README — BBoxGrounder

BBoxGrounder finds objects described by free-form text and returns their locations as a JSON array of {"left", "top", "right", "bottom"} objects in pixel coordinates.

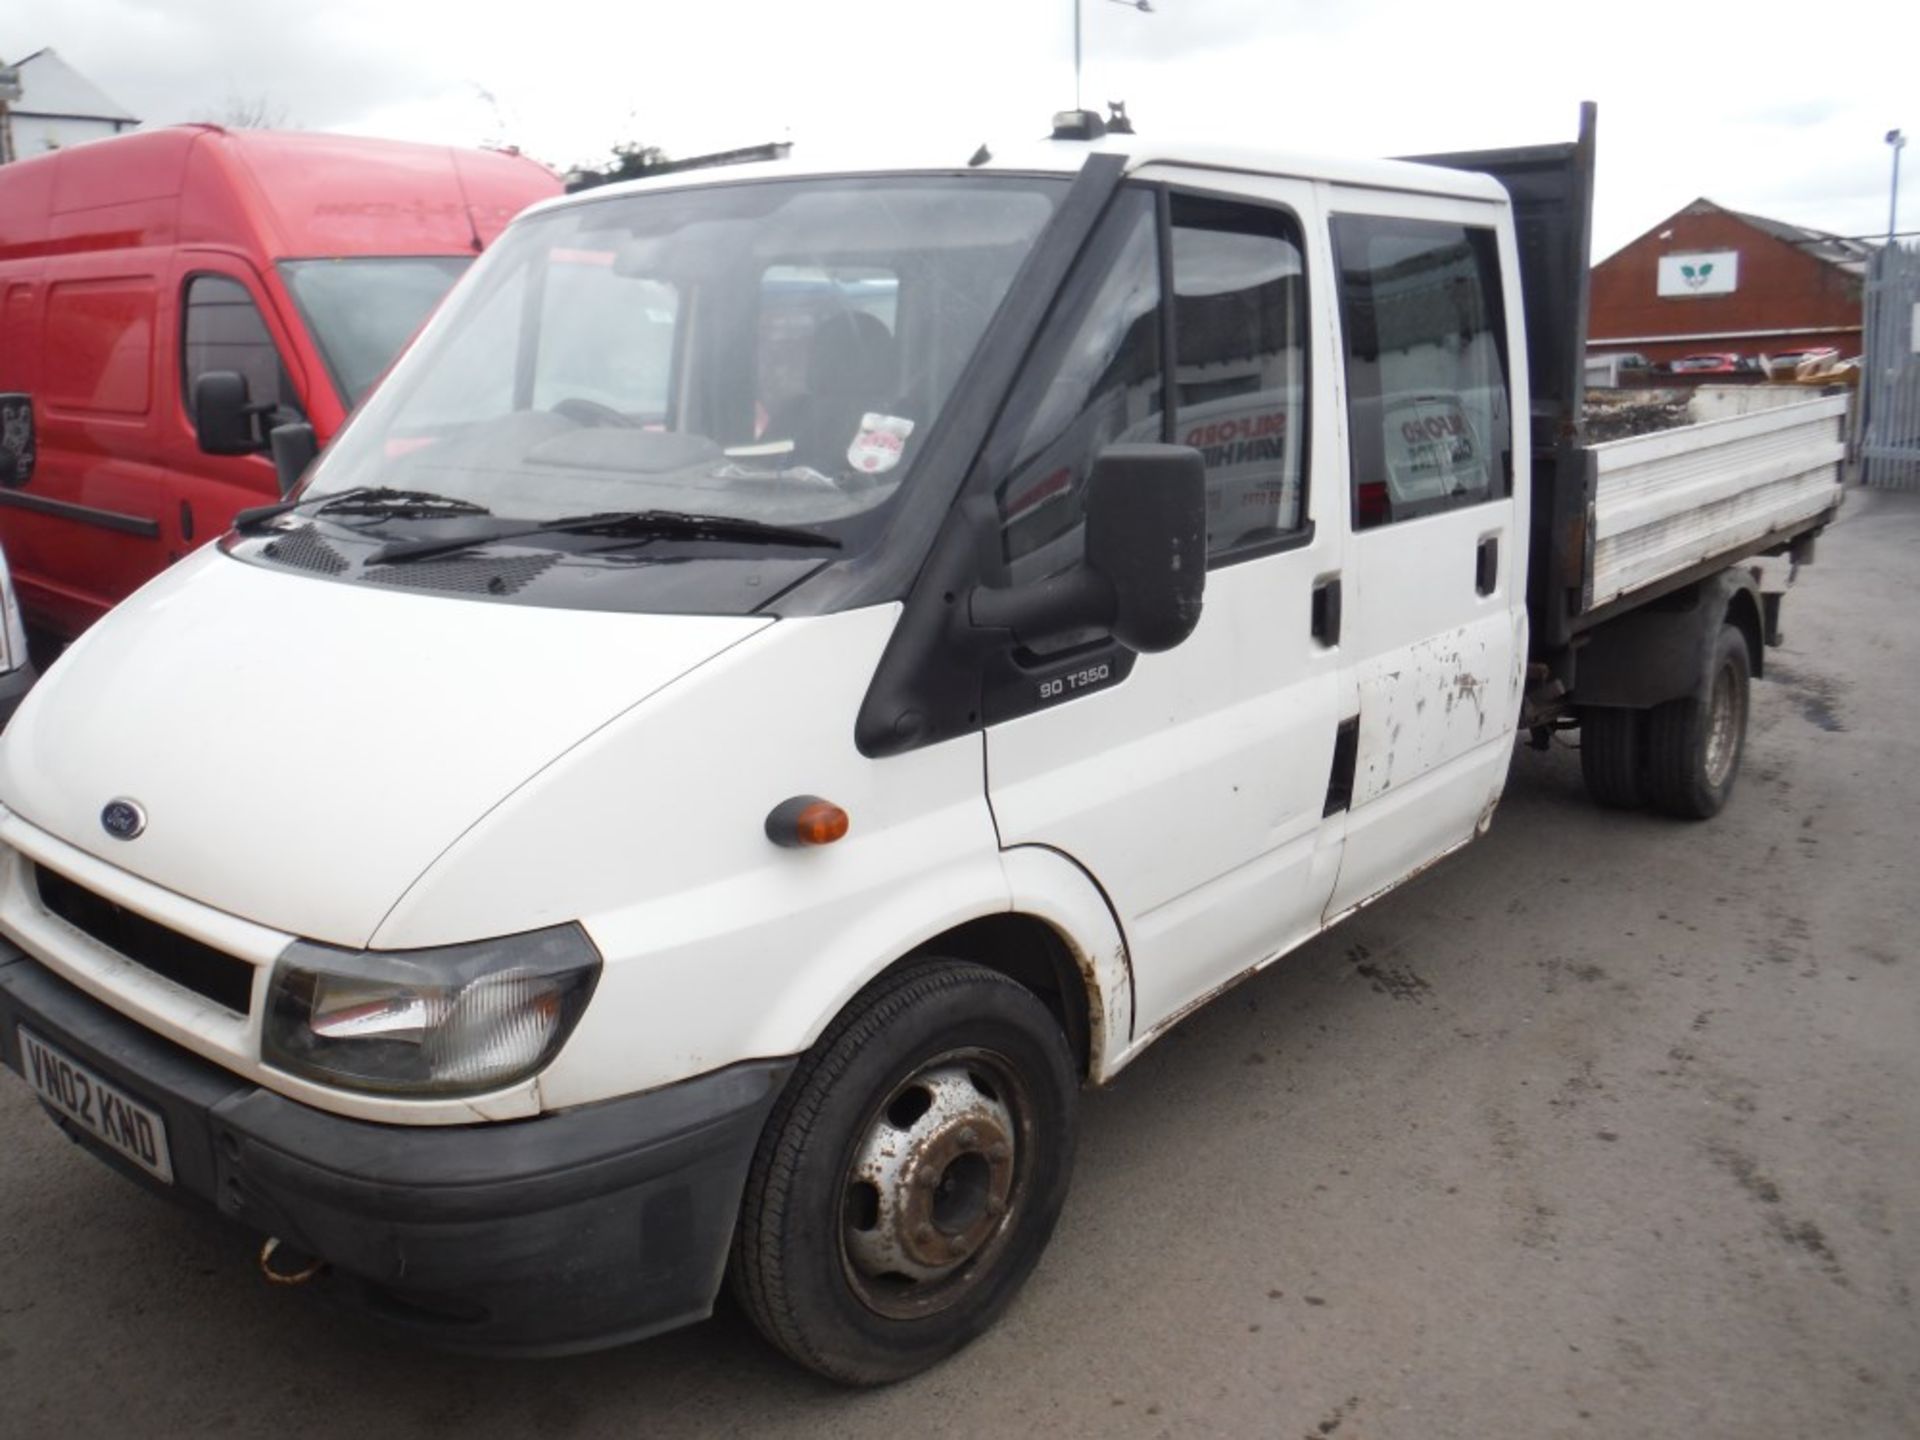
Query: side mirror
[
  {"left": 1085, "top": 444, "right": 1207, "bottom": 652},
  {"left": 268, "top": 422, "right": 319, "bottom": 496},
  {"left": 193, "top": 371, "right": 266, "bottom": 456},
  {"left": 970, "top": 444, "right": 1207, "bottom": 653}
]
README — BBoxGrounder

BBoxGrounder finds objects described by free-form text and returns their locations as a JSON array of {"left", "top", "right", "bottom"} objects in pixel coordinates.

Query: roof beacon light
[{"left": 1052, "top": 109, "right": 1106, "bottom": 141}]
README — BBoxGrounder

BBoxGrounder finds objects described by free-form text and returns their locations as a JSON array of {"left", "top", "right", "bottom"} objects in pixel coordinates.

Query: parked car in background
[
  {"left": 1766, "top": 347, "right": 1842, "bottom": 374},
  {"left": 1584, "top": 350, "right": 1651, "bottom": 386},
  {"left": 1669, "top": 352, "right": 1743, "bottom": 374},
  {"left": 0, "top": 125, "right": 560, "bottom": 648}
]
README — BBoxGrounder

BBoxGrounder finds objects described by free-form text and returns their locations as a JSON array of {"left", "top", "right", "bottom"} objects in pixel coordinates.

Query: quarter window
[
  {"left": 1332, "top": 216, "right": 1509, "bottom": 530},
  {"left": 182, "top": 275, "right": 299, "bottom": 419}
]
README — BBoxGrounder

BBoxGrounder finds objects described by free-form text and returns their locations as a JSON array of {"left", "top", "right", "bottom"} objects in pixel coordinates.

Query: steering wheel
[{"left": 551, "top": 397, "right": 640, "bottom": 428}]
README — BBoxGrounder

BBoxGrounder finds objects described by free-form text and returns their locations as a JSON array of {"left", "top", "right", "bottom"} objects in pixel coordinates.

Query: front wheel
[
  {"left": 1644, "top": 624, "right": 1751, "bottom": 820},
  {"left": 730, "top": 959, "right": 1078, "bottom": 1385}
]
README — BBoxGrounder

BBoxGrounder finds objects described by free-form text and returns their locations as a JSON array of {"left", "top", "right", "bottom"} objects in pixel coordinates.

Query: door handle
[
  {"left": 1311, "top": 573, "right": 1342, "bottom": 646},
  {"left": 1476, "top": 535, "right": 1499, "bottom": 597}
]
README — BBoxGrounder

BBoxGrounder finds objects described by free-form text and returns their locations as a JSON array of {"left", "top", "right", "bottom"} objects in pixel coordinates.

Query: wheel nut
[
  {"left": 914, "top": 1222, "right": 935, "bottom": 1243},
  {"left": 948, "top": 1237, "right": 970, "bottom": 1259},
  {"left": 956, "top": 1126, "right": 978, "bottom": 1147},
  {"left": 988, "top": 1141, "right": 1010, "bottom": 1162},
  {"left": 986, "top": 1196, "right": 1007, "bottom": 1217},
  {"left": 916, "top": 1166, "right": 939, "bottom": 1189}
]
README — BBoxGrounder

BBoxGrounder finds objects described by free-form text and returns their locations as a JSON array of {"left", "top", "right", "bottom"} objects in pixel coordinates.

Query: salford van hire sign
[{"left": 1657, "top": 251, "right": 1740, "bottom": 297}]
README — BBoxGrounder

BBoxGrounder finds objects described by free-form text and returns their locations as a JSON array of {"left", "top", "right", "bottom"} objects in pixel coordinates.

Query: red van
[{"left": 0, "top": 125, "right": 559, "bottom": 647}]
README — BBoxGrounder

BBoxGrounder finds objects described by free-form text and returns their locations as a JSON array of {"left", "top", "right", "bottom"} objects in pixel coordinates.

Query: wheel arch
[
  {"left": 1573, "top": 566, "right": 1764, "bottom": 709},
  {"left": 1722, "top": 583, "right": 1765, "bottom": 681},
  {"left": 780, "top": 846, "right": 1133, "bottom": 1088},
  {"left": 899, "top": 915, "right": 1095, "bottom": 1080}
]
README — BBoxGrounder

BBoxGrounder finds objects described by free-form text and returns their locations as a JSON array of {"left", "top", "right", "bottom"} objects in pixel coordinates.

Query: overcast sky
[{"left": 10, "top": 0, "right": 1916, "bottom": 258}]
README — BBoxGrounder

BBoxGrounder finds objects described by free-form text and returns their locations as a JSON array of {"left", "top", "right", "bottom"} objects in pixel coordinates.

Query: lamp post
[
  {"left": 1888, "top": 129, "right": 1906, "bottom": 248},
  {"left": 1075, "top": 0, "right": 1154, "bottom": 113}
]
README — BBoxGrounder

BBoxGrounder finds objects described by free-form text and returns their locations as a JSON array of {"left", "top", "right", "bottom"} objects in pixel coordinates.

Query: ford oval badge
[{"left": 101, "top": 799, "right": 146, "bottom": 841}]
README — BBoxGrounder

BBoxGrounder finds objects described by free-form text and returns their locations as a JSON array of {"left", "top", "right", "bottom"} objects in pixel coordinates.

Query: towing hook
[{"left": 258, "top": 1236, "right": 327, "bottom": 1286}]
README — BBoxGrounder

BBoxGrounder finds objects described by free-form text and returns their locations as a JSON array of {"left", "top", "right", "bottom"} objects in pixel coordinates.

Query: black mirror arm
[{"left": 967, "top": 565, "right": 1115, "bottom": 650}]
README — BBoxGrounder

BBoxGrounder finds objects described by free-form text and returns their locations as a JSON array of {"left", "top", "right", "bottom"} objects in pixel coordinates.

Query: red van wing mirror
[{"left": 193, "top": 371, "right": 268, "bottom": 456}]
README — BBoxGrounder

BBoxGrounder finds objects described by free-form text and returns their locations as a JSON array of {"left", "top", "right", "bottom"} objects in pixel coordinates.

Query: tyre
[
  {"left": 1579, "top": 706, "right": 1646, "bottom": 809},
  {"left": 730, "top": 959, "right": 1079, "bottom": 1385},
  {"left": 1644, "top": 624, "right": 1751, "bottom": 820}
]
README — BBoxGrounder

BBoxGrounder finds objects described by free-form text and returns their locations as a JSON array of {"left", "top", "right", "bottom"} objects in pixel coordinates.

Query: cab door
[
  {"left": 162, "top": 253, "right": 312, "bottom": 571},
  {"left": 1321, "top": 196, "right": 1529, "bottom": 919},
  {"left": 984, "top": 175, "right": 1350, "bottom": 1040}
]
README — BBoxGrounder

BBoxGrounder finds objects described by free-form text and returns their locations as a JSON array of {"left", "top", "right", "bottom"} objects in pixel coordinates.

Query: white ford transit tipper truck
[{"left": 0, "top": 106, "right": 1845, "bottom": 1383}]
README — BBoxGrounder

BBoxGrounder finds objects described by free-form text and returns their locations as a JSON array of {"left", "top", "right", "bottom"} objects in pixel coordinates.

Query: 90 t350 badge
[{"left": 0, "top": 394, "right": 35, "bottom": 488}]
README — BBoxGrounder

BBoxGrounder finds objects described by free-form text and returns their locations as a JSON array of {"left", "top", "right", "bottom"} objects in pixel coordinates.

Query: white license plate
[{"left": 19, "top": 1027, "right": 174, "bottom": 1184}]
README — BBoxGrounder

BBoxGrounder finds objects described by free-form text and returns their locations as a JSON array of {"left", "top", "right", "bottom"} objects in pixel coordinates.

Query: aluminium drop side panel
[{"left": 1585, "top": 394, "right": 1846, "bottom": 611}]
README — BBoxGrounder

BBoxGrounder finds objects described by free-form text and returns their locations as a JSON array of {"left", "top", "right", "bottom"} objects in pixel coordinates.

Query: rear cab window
[{"left": 1330, "top": 214, "right": 1510, "bottom": 530}]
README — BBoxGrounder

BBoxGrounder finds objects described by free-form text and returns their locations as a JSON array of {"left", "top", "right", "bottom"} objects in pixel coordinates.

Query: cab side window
[
  {"left": 182, "top": 275, "right": 300, "bottom": 419},
  {"left": 1332, "top": 216, "right": 1509, "bottom": 530},
  {"left": 1171, "top": 195, "right": 1309, "bottom": 558},
  {"left": 993, "top": 189, "right": 1162, "bottom": 585}
]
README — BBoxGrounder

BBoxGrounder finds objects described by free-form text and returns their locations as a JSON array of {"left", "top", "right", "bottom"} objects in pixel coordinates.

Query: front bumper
[{"left": 0, "top": 942, "right": 793, "bottom": 1355}]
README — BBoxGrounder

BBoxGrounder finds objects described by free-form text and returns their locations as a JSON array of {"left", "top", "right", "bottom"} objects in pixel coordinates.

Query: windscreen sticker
[
  {"left": 848, "top": 413, "right": 915, "bottom": 475},
  {"left": 1384, "top": 394, "right": 1482, "bottom": 502}
]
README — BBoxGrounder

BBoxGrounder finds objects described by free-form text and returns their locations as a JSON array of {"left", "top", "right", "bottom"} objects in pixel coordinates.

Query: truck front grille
[{"left": 33, "top": 864, "right": 257, "bottom": 1016}]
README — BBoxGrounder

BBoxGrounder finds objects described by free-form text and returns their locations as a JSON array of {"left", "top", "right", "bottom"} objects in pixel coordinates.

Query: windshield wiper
[
  {"left": 366, "top": 509, "right": 840, "bottom": 566},
  {"left": 234, "top": 487, "right": 493, "bottom": 534}
]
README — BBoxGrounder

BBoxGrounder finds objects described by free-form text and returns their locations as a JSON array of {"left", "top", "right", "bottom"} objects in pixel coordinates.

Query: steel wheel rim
[
  {"left": 1704, "top": 658, "right": 1743, "bottom": 788},
  {"left": 839, "top": 1047, "right": 1032, "bottom": 1320}
]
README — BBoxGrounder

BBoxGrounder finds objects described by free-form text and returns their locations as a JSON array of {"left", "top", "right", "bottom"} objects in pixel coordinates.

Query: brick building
[{"left": 1588, "top": 198, "right": 1873, "bottom": 367}]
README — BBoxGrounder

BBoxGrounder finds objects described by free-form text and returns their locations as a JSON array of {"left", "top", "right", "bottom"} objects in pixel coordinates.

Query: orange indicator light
[{"left": 765, "top": 795, "right": 851, "bottom": 848}]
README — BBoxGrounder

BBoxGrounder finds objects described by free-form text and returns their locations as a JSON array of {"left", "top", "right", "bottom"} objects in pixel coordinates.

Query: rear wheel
[
  {"left": 730, "top": 959, "right": 1078, "bottom": 1385},
  {"left": 1644, "top": 624, "right": 1751, "bottom": 820},
  {"left": 1579, "top": 706, "right": 1647, "bottom": 809}
]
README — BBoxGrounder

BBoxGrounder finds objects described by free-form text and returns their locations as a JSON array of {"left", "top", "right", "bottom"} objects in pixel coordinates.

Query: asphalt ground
[{"left": 2, "top": 486, "right": 1916, "bottom": 1439}]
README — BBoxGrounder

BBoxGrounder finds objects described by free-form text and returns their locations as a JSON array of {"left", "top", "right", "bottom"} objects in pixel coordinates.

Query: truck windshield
[
  {"left": 298, "top": 176, "right": 1066, "bottom": 549},
  {"left": 279, "top": 256, "right": 472, "bottom": 408}
]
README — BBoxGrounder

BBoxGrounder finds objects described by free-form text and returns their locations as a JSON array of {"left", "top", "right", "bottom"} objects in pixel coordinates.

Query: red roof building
[{"left": 1588, "top": 198, "right": 1872, "bottom": 367}]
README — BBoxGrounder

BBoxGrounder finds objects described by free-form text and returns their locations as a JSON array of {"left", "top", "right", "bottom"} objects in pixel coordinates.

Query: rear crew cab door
[
  {"left": 1321, "top": 190, "right": 1530, "bottom": 920},
  {"left": 983, "top": 173, "right": 1351, "bottom": 1041}
]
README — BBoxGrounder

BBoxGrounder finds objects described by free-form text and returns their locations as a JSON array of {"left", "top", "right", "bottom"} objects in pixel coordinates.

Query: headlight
[{"left": 262, "top": 924, "right": 601, "bottom": 1096}]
